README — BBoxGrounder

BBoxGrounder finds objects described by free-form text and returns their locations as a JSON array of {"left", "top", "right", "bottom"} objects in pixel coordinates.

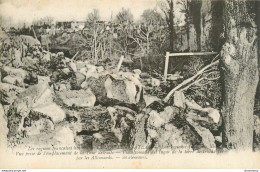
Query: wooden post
[
  {"left": 164, "top": 52, "right": 170, "bottom": 82},
  {"left": 116, "top": 55, "right": 124, "bottom": 72}
]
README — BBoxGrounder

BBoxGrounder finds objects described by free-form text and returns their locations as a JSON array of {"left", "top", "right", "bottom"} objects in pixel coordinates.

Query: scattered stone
[
  {"left": 186, "top": 119, "right": 216, "bottom": 151},
  {"left": 41, "top": 52, "right": 51, "bottom": 63},
  {"left": 107, "top": 106, "right": 136, "bottom": 147},
  {"left": 96, "top": 66, "right": 104, "bottom": 73},
  {"left": 77, "top": 106, "right": 113, "bottom": 132},
  {"left": 20, "top": 35, "right": 41, "bottom": 46},
  {"left": 57, "top": 89, "right": 96, "bottom": 108},
  {"left": 214, "top": 136, "right": 222, "bottom": 143},
  {"left": 133, "top": 69, "right": 141, "bottom": 75},
  {"left": 85, "top": 64, "right": 98, "bottom": 79},
  {"left": 105, "top": 74, "right": 143, "bottom": 104},
  {"left": 69, "top": 61, "right": 77, "bottom": 73},
  {"left": 254, "top": 115, "right": 260, "bottom": 151},
  {"left": 24, "top": 117, "right": 54, "bottom": 136},
  {"left": 71, "top": 72, "right": 85, "bottom": 90},
  {"left": 186, "top": 99, "right": 221, "bottom": 129},
  {"left": 1, "top": 66, "right": 28, "bottom": 80},
  {"left": 148, "top": 110, "right": 165, "bottom": 128},
  {"left": 53, "top": 126, "right": 75, "bottom": 146},
  {"left": 57, "top": 52, "right": 64, "bottom": 57},
  {"left": 173, "top": 91, "right": 185, "bottom": 108},
  {"left": 150, "top": 78, "right": 160, "bottom": 87},
  {"left": 0, "top": 83, "right": 25, "bottom": 105},
  {"left": 75, "top": 61, "right": 86, "bottom": 70},
  {"left": 37, "top": 76, "right": 51, "bottom": 84},
  {"left": 87, "top": 74, "right": 143, "bottom": 105},
  {"left": 0, "top": 104, "right": 8, "bottom": 148},
  {"left": 58, "top": 84, "right": 67, "bottom": 91},
  {"left": 22, "top": 56, "right": 39, "bottom": 69},
  {"left": 2, "top": 75, "right": 24, "bottom": 87},
  {"left": 31, "top": 103, "right": 66, "bottom": 123},
  {"left": 24, "top": 72, "right": 38, "bottom": 85},
  {"left": 143, "top": 95, "right": 160, "bottom": 107}
]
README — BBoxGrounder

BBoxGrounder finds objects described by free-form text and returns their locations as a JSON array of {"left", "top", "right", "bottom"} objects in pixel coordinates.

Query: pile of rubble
[{"left": 0, "top": 34, "right": 259, "bottom": 153}]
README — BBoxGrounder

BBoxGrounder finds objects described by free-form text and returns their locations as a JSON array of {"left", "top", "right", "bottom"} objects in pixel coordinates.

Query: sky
[{"left": 0, "top": 0, "right": 159, "bottom": 26}]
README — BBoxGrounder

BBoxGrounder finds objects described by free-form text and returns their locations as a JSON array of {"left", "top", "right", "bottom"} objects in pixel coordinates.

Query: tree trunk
[
  {"left": 200, "top": 0, "right": 212, "bottom": 51},
  {"left": 211, "top": 0, "right": 224, "bottom": 52},
  {"left": 168, "top": 0, "right": 175, "bottom": 52},
  {"left": 221, "top": 0, "right": 259, "bottom": 151},
  {"left": 190, "top": 0, "right": 202, "bottom": 51}
]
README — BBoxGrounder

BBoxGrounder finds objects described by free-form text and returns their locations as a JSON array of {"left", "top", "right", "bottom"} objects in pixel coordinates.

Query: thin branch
[
  {"left": 163, "top": 58, "right": 219, "bottom": 103},
  {"left": 180, "top": 77, "right": 204, "bottom": 92}
]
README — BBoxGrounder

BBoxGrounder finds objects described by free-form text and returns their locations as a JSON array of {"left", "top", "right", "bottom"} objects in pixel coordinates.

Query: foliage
[
  {"left": 141, "top": 9, "right": 165, "bottom": 25},
  {"left": 87, "top": 9, "right": 101, "bottom": 24},
  {"left": 183, "top": 57, "right": 221, "bottom": 108},
  {"left": 32, "top": 16, "right": 54, "bottom": 26},
  {"left": 115, "top": 8, "right": 134, "bottom": 24}
]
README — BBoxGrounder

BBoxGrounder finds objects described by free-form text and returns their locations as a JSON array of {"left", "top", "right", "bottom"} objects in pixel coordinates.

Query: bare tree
[
  {"left": 177, "top": 0, "right": 191, "bottom": 51},
  {"left": 115, "top": 8, "right": 134, "bottom": 24},
  {"left": 141, "top": 9, "right": 165, "bottom": 25},
  {"left": 158, "top": 0, "right": 176, "bottom": 52},
  {"left": 86, "top": 9, "right": 101, "bottom": 63}
]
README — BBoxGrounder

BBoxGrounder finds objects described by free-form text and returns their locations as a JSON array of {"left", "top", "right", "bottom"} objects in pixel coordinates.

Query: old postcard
[{"left": 0, "top": 0, "right": 260, "bottom": 169}]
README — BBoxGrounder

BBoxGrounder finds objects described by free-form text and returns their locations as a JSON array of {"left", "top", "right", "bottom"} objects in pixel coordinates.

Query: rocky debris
[
  {"left": 54, "top": 126, "right": 75, "bottom": 146},
  {"left": 7, "top": 83, "right": 65, "bottom": 143},
  {"left": 173, "top": 91, "right": 186, "bottom": 108},
  {"left": 1, "top": 66, "right": 38, "bottom": 87},
  {"left": 19, "top": 35, "right": 41, "bottom": 46},
  {"left": 131, "top": 96, "right": 219, "bottom": 152},
  {"left": 2, "top": 75, "right": 24, "bottom": 87},
  {"left": 1, "top": 34, "right": 225, "bottom": 153},
  {"left": 87, "top": 74, "right": 143, "bottom": 105},
  {"left": 96, "top": 66, "right": 104, "bottom": 73},
  {"left": 77, "top": 106, "right": 113, "bottom": 132},
  {"left": 133, "top": 69, "right": 142, "bottom": 75},
  {"left": 107, "top": 106, "right": 136, "bottom": 149},
  {"left": 23, "top": 72, "right": 38, "bottom": 86},
  {"left": 146, "top": 78, "right": 160, "bottom": 87},
  {"left": 37, "top": 76, "right": 51, "bottom": 84},
  {"left": 0, "top": 83, "right": 25, "bottom": 105},
  {"left": 68, "top": 61, "right": 77, "bottom": 73},
  {"left": 1, "top": 66, "right": 28, "bottom": 81},
  {"left": 70, "top": 72, "right": 86, "bottom": 90},
  {"left": 41, "top": 51, "right": 51, "bottom": 63},
  {"left": 23, "top": 114, "right": 55, "bottom": 136},
  {"left": 186, "top": 119, "right": 216, "bottom": 151},
  {"left": 57, "top": 89, "right": 96, "bottom": 108},
  {"left": 30, "top": 103, "right": 66, "bottom": 123},
  {"left": 143, "top": 95, "right": 160, "bottom": 107},
  {"left": 185, "top": 99, "right": 221, "bottom": 131},
  {"left": 254, "top": 115, "right": 260, "bottom": 151},
  {"left": 75, "top": 106, "right": 119, "bottom": 151},
  {"left": 22, "top": 56, "right": 39, "bottom": 69},
  {"left": 0, "top": 104, "right": 8, "bottom": 148}
]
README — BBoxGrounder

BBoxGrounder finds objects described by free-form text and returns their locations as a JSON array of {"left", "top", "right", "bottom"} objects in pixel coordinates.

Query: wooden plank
[
  {"left": 116, "top": 55, "right": 124, "bottom": 72},
  {"left": 164, "top": 52, "right": 170, "bottom": 82},
  {"left": 168, "top": 52, "right": 217, "bottom": 57}
]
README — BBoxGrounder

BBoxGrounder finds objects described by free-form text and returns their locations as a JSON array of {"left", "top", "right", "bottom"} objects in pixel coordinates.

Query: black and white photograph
[{"left": 0, "top": 0, "right": 259, "bottom": 169}]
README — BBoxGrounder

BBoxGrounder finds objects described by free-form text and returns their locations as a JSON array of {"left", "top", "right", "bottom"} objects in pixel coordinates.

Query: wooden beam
[
  {"left": 164, "top": 52, "right": 170, "bottom": 82},
  {"left": 116, "top": 55, "right": 124, "bottom": 72},
  {"left": 163, "top": 51, "right": 218, "bottom": 82},
  {"left": 168, "top": 52, "right": 218, "bottom": 57}
]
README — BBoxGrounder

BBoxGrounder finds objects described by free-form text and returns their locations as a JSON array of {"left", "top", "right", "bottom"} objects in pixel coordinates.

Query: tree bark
[
  {"left": 221, "top": 0, "right": 259, "bottom": 151},
  {"left": 168, "top": 0, "right": 175, "bottom": 52},
  {"left": 190, "top": 0, "right": 202, "bottom": 51}
]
